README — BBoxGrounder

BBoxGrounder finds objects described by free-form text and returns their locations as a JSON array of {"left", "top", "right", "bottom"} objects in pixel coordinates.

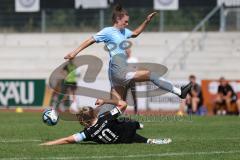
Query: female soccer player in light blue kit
[{"left": 64, "top": 5, "right": 191, "bottom": 101}]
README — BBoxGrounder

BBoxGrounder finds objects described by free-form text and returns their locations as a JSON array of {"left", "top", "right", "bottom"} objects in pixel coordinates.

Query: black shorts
[
  {"left": 114, "top": 119, "right": 142, "bottom": 143},
  {"left": 62, "top": 82, "right": 77, "bottom": 92}
]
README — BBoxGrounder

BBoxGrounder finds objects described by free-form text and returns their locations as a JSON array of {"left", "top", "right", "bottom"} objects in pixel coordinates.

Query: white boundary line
[{"left": 1, "top": 150, "right": 240, "bottom": 160}]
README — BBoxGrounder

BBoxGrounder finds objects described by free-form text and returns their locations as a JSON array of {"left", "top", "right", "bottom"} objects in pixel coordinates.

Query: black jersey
[
  {"left": 76, "top": 107, "right": 140, "bottom": 144},
  {"left": 218, "top": 84, "right": 237, "bottom": 101}
]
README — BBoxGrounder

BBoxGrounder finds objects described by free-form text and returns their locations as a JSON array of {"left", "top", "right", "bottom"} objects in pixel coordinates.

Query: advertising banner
[
  {"left": 75, "top": 0, "right": 108, "bottom": 9},
  {"left": 15, "top": 0, "right": 40, "bottom": 12},
  {"left": 218, "top": 0, "right": 240, "bottom": 7},
  {"left": 0, "top": 79, "right": 45, "bottom": 107},
  {"left": 154, "top": 0, "right": 179, "bottom": 10}
]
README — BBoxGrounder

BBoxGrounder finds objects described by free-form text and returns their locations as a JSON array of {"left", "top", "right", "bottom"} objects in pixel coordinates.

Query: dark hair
[
  {"left": 112, "top": 4, "right": 128, "bottom": 24},
  {"left": 76, "top": 106, "right": 97, "bottom": 127},
  {"left": 219, "top": 76, "right": 225, "bottom": 81},
  {"left": 189, "top": 74, "right": 196, "bottom": 79}
]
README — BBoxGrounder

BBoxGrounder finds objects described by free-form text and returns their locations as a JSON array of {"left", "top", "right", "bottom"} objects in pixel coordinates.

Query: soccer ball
[{"left": 42, "top": 108, "right": 59, "bottom": 126}]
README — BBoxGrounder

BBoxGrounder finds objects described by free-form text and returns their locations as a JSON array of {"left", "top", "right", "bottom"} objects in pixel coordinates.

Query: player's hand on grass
[
  {"left": 95, "top": 99, "right": 105, "bottom": 107},
  {"left": 146, "top": 12, "right": 157, "bottom": 22}
]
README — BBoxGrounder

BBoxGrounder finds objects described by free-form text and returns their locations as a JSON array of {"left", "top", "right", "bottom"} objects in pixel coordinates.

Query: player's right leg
[
  {"left": 147, "top": 138, "right": 172, "bottom": 144},
  {"left": 131, "top": 133, "right": 172, "bottom": 144},
  {"left": 133, "top": 69, "right": 192, "bottom": 99}
]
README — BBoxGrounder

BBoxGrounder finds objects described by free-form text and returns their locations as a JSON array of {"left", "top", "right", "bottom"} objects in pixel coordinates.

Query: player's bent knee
[
  {"left": 144, "top": 70, "right": 151, "bottom": 76},
  {"left": 134, "top": 70, "right": 150, "bottom": 79}
]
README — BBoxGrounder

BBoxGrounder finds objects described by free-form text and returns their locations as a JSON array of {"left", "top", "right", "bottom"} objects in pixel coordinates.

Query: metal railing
[
  {"left": 0, "top": 7, "right": 220, "bottom": 33},
  {"left": 162, "top": 5, "right": 222, "bottom": 74}
]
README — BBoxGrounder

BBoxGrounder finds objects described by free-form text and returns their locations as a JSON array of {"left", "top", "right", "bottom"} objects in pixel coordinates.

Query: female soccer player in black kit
[{"left": 41, "top": 99, "right": 172, "bottom": 145}]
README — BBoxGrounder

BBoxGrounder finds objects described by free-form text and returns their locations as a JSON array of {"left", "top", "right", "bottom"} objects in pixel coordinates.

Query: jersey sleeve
[
  {"left": 93, "top": 28, "right": 109, "bottom": 43},
  {"left": 99, "top": 106, "right": 122, "bottom": 121},
  {"left": 125, "top": 28, "right": 133, "bottom": 39},
  {"left": 73, "top": 130, "right": 90, "bottom": 142}
]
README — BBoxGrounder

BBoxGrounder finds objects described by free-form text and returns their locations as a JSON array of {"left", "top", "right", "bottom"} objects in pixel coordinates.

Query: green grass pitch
[{"left": 0, "top": 112, "right": 240, "bottom": 160}]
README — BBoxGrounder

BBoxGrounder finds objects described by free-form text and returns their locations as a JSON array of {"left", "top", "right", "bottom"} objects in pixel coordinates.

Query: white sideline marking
[
  {"left": 1, "top": 150, "right": 240, "bottom": 160},
  {"left": 0, "top": 139, "right": 41, "bottom": 143}
]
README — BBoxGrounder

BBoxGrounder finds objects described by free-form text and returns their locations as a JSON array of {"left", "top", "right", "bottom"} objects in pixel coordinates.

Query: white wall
[{"left": 0, "top": 32, "right": 240, "bottom": 80}]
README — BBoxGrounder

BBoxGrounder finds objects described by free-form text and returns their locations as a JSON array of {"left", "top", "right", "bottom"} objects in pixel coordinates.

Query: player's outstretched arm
[
  {"left": 95, "top": 99, "right": 127, "bottom": 112},
  {"left": 40, "top": 135, "right": 76, "bottom": 146},
  {"left": 131, "top": 12, "right": 157, "bottom": 38},
  {"left": 64, "top": 37, "right": 96, "bottom": 60}
]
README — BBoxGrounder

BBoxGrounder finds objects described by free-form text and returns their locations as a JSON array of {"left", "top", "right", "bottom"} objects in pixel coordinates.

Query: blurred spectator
[
  {"left": 214, "top": 77, "right": 240, "bottom": 115},
  {"left": 62, "top": 60, "right": 78, "bottom": 101},
  {"left": 50, "top": 60, "right": 80, "bottom": 112},
  {"left": 50, "top": 79, "right": 64, "bottom": 109},
  {"left": 178, "top": 75, "right": 205, "bottom": 115},
  {"left": 55, "top": 60, "right": 78, "bottom": 111}
]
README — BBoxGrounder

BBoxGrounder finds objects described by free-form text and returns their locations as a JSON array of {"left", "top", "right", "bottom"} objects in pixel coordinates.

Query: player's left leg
[
  {"left": 130, "top": 82, "right": 138, "bottom": 114},
  {"left": 122, "top": 81, "right": 138, "bottom": 114},
  {"left": 110, "top": 86, "right": 125, "bottom": 100}
]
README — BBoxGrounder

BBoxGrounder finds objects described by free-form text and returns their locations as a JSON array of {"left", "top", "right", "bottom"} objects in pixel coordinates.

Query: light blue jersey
[
  {"left": 93, "top": 27, "right": 133, "bottom": 87},
  {"left": 93, "top": 27, "right": 133, "bottom": 58}
]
